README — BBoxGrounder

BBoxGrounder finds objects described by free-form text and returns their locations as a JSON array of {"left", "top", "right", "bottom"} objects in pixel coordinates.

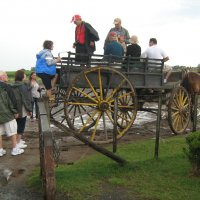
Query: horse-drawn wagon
[{"left": 49, "top": 52, "right": 191, "bottom": 144}]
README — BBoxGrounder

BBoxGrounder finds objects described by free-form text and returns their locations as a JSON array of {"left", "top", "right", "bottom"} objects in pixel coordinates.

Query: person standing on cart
[
  {"left": 71, "top": 14, "right": 99, "bottom": 64},
  {"left": 104, "top": 18, "right": 130, "bottom": 51}
]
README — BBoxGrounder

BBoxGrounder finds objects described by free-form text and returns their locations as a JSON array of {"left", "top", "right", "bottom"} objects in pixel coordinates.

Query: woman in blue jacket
[{"left": 35, "top": 40, "right": 61, "bottom": 97}]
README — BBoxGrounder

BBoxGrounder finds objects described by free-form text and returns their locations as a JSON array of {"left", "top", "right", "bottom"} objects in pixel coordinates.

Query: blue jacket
[
  {"left": 35, "top": 49, "right": 56, "bottom": 75},
  {"left": 104, "top": 41, "right": 124, "bottom": 57}
]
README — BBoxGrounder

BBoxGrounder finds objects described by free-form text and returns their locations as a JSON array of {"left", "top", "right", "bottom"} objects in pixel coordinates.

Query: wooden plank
[{"left": 38, "top": 99, "right": 55, "bottom": 200}]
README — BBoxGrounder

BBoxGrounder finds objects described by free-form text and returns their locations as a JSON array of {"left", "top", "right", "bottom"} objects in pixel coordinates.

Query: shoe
[
  {"left": 0, "top": 148, "right": 6, "bottom": 157},
  {"left": 51, "top": 89, "right": 59, "bottom": 95},
  {"left": 30, "top": 118, "right": 34, "bottom": 122},
  {"left": 20, "top": 140, "right": 26, "bottom": 144},
  {"left": 49, "top": 102, "right": 57, "bottom": 108},
  {"left": 17, "top": 143, "right": 27, "bottom": 149},
  {"left": 49, "top": 94, "right": 56, "bottom": 102},
  {"left": 11, "top": 147, "right": 24, "bottom": 156}
]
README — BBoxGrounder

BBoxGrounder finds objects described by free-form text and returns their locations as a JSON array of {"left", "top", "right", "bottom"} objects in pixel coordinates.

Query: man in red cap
[{"left": 71, "top": 14, "right": 99, "bottom": 64}]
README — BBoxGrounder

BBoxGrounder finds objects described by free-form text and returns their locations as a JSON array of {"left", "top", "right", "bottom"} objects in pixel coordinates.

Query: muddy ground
[{"left": 0, "top": 116, "right": 197, "bottom": 200}]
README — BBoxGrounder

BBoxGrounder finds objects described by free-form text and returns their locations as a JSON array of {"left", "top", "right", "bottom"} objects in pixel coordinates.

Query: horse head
[{"left": 181, "top": 69, "right": 200, "bottom": 95}]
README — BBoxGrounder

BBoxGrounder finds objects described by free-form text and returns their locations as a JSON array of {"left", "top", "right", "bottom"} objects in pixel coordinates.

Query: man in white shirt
[{"left": 141, "top": 38, "right": 171, "bottom": 82}]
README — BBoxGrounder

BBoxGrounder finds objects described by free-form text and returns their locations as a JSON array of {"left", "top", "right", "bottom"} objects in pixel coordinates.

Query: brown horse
[
  {"left": 181, "top": 70, "right": 200, "bottom": 95},
  {"left": 181, "top": 70, "right": 200, "bottom": 121}
]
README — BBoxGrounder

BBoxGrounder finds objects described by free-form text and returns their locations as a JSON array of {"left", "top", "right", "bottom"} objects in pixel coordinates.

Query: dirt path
[{"left": 0, "top": 117, "right": 196, "bottom": 200}]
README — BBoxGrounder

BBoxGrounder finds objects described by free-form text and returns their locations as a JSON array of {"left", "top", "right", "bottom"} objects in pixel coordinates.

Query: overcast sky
[{"left": 0, "top": 0, "right": 200, "bottom": 71}]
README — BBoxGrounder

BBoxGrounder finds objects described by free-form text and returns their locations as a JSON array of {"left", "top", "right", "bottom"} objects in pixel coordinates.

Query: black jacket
[
  {"left": 75, "top": 22, "right": 99, "bottom": 53},
  {"left": 126, "top": 43, "right": 141, "bottom": 58}
]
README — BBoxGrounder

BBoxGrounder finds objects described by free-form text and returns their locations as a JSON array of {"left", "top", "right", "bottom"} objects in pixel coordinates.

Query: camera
[{"left": 73, "top": 40, "right": 80, "bottom": 46}]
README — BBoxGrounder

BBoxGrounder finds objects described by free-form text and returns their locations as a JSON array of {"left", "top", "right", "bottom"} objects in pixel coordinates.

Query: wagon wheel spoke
[
  {"left": 77, "top": 105, "right": 84, "bottom": 126},
  {"left": 72, "top": 105, "right": 77, "bottom": 125},
  {"left": 106, "top": 79, "right": 126, "bottom": 102},
  {"left": 79, "top": 105, "right": 97, "bottom": 123},
  {"left": 109, "top": 108, "right": 132, "bottom": 124},
  {"left": 84, "top": 72, "right": 100, "bottom": 101},
  {"left": 98, "top": 68, "right": 103, "bottom": 100},
  {"left": 73, "top": 87, "right": 98, "bottom": 103},
  {"left": 104, "top": 71, "right": 115, "bottom": 98},
  {"left": 109, "top": 91, "right": 134, "bottom": 104},
  {"left": 91, "top": 111, "right": 102, "bottom": 141},
  {"left": 79, "top": 110, "right": 99, "bottom": 133}
]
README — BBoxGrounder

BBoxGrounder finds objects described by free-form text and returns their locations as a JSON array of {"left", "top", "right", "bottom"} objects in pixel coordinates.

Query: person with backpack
[
  {"left": 0, "top": 71, "right": 24, "bottom": 156},
  {"left": 12, "top": 70, "right": 32, "bottom": 149}
]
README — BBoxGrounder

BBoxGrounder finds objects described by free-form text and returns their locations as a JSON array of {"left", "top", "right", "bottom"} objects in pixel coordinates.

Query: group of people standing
[
  {"left": 34, "top": 15, "right": 170, "bottom": 99},
  {"left": 0, "top": 70, "right": 41, "bottom": 157},
  {"left": 70, "top": 15, "right": 170, "bottom": 82}
]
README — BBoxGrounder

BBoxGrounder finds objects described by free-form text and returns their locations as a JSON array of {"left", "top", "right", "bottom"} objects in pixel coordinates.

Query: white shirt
[
  {"left": 31, "top": 81, "right": 40, "bottom": 99},
  {"left": 141, "top": 45, "right": 168, "bottom": 59}
]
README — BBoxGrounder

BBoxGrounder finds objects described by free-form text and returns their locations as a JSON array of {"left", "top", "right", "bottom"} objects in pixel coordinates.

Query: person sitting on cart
[
  {"left": 104, "top": 31, "right": 124, "bottom": 64},
  {"left": 71, "top": 14, "right": 99, "bottom": 65},
  {"left": 123, "top": 35, "right": 142, "bottom": 71},
  {"left": 141, "top": 38, "right": 171, "bottom": 83}
]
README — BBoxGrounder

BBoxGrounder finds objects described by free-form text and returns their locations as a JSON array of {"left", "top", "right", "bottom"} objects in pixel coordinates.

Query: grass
[{"left": 28, "top": 136, "right": 200, "bottom": 200}]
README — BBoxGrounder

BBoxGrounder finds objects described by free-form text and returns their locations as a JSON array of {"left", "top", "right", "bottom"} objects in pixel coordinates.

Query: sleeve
[
  {"left": 161, "top": 49, "right": 168, "bottom": 59},
  {"left": 104, "top": 44, "right": 111, "bottom": 55},
  {"left": 104, "top": 28, "right": 113, "bottom": 49},
  {"left": 141, "top": 50, "right": 147, "bottom": 58},
  {"left": 20, "top": 84, "right": 32, "bottom": 112},
  {"left": 44, "top": 51, "right": 56, "bottom": 66},
  {"left": 85, "top": 23, "right": 99, "bottom": 41},
  {"left": 124, "top": 28, "right": 130, "bottom": 44},
  {"left": 7, "top": 94, "right": 18, "bottom": 115},
  {"left": 6, "top": 84, "right": 18, "bottom": 111}
]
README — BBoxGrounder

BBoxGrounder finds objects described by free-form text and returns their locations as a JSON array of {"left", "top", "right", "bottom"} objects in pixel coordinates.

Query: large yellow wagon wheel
[
  {"left": 168, "top": 86, "right": 190, "bottom": 134},
  {"left": 64, "top": 66, "right": 137, "bottom": 143}
]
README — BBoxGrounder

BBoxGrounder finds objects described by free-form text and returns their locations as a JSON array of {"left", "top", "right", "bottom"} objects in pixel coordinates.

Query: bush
[{"left": 183, "top": 132, "right": 200, "bottom": 176}]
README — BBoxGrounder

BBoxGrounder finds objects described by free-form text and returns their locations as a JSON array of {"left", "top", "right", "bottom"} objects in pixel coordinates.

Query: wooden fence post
[{"left": 38, "top": 98, "right": 56, "bottom": 200}]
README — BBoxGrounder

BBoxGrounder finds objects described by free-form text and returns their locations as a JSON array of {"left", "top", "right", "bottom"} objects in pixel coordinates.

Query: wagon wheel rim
[
  {"left": 64, "top": 66, "right": 137, "bottom": 143},
  {"left": 49, "top": 87, "right": 67, "bottom": 124},
  {"left": 168, "top": 86, "right": 190, "bottom": 134}
]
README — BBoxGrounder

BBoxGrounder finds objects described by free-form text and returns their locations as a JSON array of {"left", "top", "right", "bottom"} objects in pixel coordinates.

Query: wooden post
[
  {"left": 38, "top": 98, "right": 56, "bottom": 200},
  {"left": 154, "top": 93, "right": 162, "bottom": 160},
  {"left": 43, "top": 131, "right": 55, "bottom": 200},
  {"left": 113, "top": 95, "right": 118, "bottom": 153}
]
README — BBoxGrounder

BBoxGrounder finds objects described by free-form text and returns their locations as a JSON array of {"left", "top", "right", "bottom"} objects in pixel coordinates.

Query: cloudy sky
[{"left": 0, "top": 0, "right": 199, "bottom": 71}]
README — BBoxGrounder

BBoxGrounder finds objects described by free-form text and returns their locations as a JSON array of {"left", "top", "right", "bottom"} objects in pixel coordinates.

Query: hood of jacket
[
  {"left": 36, "top": 49, "right": 49, "bottom": 59},
  {"left": 12, "top": 81, "right": 24, "bottom": 88}
]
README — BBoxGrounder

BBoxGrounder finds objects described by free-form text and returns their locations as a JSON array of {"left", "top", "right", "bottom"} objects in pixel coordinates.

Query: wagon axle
[{"left": 98, "top": 101, "right": 110, "bottom": 111}]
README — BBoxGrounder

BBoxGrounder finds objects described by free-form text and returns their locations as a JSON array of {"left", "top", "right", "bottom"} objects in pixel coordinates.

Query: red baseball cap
[
  {"left": 71, "top": 15, "right": 82, "bottom": 23},
  {"left": 109, "top": 31, "right": 117, "bottom": 37}
]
